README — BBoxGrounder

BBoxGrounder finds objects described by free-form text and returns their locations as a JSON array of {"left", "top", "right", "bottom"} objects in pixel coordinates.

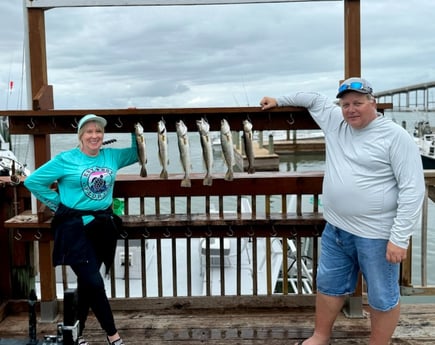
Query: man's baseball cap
[{"left": 336, "top": 77, "right": 374, "bottom": 98}]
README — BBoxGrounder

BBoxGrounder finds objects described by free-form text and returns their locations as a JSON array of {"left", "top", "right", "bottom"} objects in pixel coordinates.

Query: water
[
  {"left": 9, "top": 111, "right": 435, "bottom": 286},
  {"left": 10, "top": 129, "right": 326, "bottom": 176}
]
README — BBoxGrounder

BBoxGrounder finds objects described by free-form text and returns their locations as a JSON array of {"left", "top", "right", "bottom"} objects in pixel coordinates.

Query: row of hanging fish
[{"left": 134, "top": 118, "right": 255, "bottom": 187}]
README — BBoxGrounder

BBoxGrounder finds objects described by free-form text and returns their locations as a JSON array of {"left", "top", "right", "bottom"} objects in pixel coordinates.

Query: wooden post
[
  {"left": 344, "top": 0, "right": 361, "bottom": 78},
  {"left": 342, "top": 0, "right": 365, "bottom": 318},
  {"left": 27, "top": 7, "right": 57, "bottom": 321}
]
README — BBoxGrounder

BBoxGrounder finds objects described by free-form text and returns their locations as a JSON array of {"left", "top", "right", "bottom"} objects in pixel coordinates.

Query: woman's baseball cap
[
  {"left": 336, "top": 77, "right": 373, "bottom": 98},
  {"left": 77, "top": 114, "right": 107, "bottom": 133}
]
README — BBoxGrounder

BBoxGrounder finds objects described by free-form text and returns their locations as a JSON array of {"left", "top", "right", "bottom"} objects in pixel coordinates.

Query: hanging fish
[
  {"left": 196, "top": 117, "right": 213, "bottom": 186},
  {"left": 220, "top": 119, "right": 235, "bottom": 181},
  {"left": 157, "top": 119, "right": 169, "bottom": 179},
  {"left": 176, "top": 120, "right": 192, "bottom": 187},
  {"left": 134, "top": 122, "right": 147, "bottom": 177},
  {"left": 242, "top": 119, "right": 255, "bottom": 174}
]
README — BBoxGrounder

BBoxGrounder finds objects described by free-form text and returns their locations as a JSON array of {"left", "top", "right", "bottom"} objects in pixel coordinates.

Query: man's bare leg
[
  {"left": 294, "top": 292, "right": 345, "bottom": 345},
  {"left": 368, "top": 303, "right": 400, "bottom": 345}
]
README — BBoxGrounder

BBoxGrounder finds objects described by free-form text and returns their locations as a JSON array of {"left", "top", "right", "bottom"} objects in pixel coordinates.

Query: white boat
[
  {"left": 413, "top": 120, "right": 435, "bottom": 170},
  {"left": 0, "top": 118, "right": 30, "bottom": 177}
]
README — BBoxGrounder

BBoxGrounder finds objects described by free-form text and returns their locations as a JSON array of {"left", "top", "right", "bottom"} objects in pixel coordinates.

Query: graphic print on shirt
[{"left": 81, "top": 166, "right": 114, "bottom": 200}]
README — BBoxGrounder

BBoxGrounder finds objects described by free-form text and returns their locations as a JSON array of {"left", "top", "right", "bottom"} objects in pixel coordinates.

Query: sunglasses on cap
[{"left": 338, "top": 81, "right": 372, "bottom": 94}]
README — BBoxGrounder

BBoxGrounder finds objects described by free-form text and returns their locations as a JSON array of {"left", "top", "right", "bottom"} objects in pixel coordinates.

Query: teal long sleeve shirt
[{"left": 24, "top": 133, "right": 138, "bottom": 217}]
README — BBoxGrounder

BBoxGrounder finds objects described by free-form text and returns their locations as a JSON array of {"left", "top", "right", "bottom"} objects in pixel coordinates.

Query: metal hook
[
  {"left": 163, "top": 228, "right": 171, "bottom": 238},
  {"left": 270, "top": 225, "right": 277, "bottom": 237},
  {"left": 290, "top": 226, "right": 298, "bottom": 238},
  {"left": 141, "top": 228, "right": 150, "bottom": 238},
  {"left": 51, "top": 117, "right": 57, "bottom": 129},
  {"left": 27, "top": 118, "right": 35, "bottom": 130},
  {"left": 247, "top": 226, "right": 255, "bottom": 237},
  {"left": 286, "top": 113, "right": 295, "bottom": 126},
  {"left": 226, "top": 226, "right": 234, "bottom": 237},
  {"left": 115, "top": 117, "right": 123, "bottom": 128},
  {"left": 71, "top": 117, "right": 79, "bottom": 129},
  {"left": 10, "top": 174, "right": 20, "bottom": 186},
  {"left": 120, "top": 230, "right": 129, "bottom": 239},
  {"left": 205, "top": 227, "right": 212, "bottom": 237},
  {"left": 14, "top": 229, "right": 22, "bottom": 241},
  {"left": 185, "top": 227, "right": 192, "bottom": 238},
  {"left": 34, "top": 230, "right": 42, "bottom": 240}
]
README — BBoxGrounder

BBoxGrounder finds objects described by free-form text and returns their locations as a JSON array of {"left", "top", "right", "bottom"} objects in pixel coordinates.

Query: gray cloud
[{"left": 1, "top": 1, "right": 435, "bottom": 110}]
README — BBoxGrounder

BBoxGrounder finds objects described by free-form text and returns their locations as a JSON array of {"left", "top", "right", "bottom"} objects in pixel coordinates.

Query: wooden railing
[
  {"left": 4, "top": 172, "right": 325, "bottom": 306},
  {"left": 4, "top": 170, "right": 435, "bottom": 314},
  {"left": 9, "top": 103, "right": 433, "bottom": 323}
]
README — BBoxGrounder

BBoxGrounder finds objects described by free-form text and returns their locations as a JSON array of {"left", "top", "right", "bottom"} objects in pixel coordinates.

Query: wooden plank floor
[{"left": 1, "top": 304, "right": 435, "bottom": 345}]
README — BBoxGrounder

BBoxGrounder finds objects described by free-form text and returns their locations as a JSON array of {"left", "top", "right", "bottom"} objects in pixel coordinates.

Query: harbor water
[{"left": 8, "top": 110, "right": 435, "bottom": 287}]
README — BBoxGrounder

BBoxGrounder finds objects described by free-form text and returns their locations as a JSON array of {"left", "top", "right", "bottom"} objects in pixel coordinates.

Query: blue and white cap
[
  {"left": 336, "top": 77, "right": 373, "bottom": 98},
  {"left": 77, "top": 114, "right": 107, "bottom": 133}
]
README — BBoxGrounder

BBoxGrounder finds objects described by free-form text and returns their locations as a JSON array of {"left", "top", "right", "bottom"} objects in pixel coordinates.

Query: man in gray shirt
[{"left": 260, "top": 77, "right": 425, "bottom": 345}]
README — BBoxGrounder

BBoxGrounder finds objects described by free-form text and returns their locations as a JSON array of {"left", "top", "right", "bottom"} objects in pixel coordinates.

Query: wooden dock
[
  {"left": 232, "top": 137, "right": 325, "bottom": 172},
  {"left": 234, "top": 141, "right": 280, "bottom": 171},
  {"left": 1, "top": 303, "right": 434, "bottom": 344},
  {"left": 270, "top": 138, "right": 325, "bottom": 154}
]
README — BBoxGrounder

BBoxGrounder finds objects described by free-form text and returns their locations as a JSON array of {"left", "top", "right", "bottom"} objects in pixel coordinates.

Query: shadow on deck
[{"left": 1, "top": 304, "right": 435, "bottom": 345}]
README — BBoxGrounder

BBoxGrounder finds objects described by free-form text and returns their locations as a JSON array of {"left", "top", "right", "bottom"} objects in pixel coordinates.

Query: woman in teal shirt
[{"left": 24, "top": 114, "right": 138, "bottom": 345}]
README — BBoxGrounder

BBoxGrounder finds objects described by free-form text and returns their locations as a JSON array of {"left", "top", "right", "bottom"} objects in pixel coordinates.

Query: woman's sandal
[
  {"left": 107, "top": 336, "right": 124, "bottom": 345},
  {"left": 78, "top": 336, "right": 89, "bottom": 345}
]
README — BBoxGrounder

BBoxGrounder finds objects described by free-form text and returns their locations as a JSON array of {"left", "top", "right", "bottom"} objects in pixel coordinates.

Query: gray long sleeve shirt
[{"left": 277, "top": 92, "right": 425, "bottom": 248}]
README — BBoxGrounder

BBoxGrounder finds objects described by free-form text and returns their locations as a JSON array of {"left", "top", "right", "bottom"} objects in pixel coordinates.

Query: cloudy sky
[{"left": 1, "top": 0, "right": 435, "bottom": 111}]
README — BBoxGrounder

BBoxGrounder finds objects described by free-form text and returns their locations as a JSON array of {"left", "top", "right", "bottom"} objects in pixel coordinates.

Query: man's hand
[
  {"left": 260, "top": 97, "right": 278, "bottom": 110},
  {"left": 386, "top": 241, "right": 408, "bottom": 264}
]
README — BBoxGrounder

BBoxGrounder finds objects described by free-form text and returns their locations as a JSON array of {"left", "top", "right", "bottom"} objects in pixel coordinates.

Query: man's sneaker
[
  {"left": 107, "top": 336, "right": 124, "bottom": 345},
  {"left": 78, "top": 336, "right": 89, "bottom": 345}
]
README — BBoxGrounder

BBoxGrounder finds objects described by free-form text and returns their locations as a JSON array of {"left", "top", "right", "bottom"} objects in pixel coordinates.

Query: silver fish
[
  {"left": 176, "top": 120, "right": 192, "bottom": 187},
  {"left": 134, "top": 122, "right": 147, "bottom": 177},
  {"left": 220, "top": 119, "right": 235, "bottom": 181},
  {"left": 242, "top": 119, "right": 255, "bottom": 174},
  {"left": 196, "top": 117, "right": 213, "bottom": 186},
  {"left": 157, "top": 120, "right": 169, "bottom": 179}
]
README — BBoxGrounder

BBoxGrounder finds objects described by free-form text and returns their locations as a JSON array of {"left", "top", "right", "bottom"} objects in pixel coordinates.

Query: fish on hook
[
  {"left": 134, "top": 122, "right": 147, "bottom": 177},
  {"left": 242, "top": 119, "right": 255, "bottom": 174},
  {"left": 176, "top": 120, "right": 192, "bottom": 187},
  {"left": 196, "top": 117, "right": 213, "bottom": 186},
  {"left": 220, "top": 119, "right": 235, "bottom": 181},
  {"left": 157, "top": 119, "right": 169, "bottom": 179}
]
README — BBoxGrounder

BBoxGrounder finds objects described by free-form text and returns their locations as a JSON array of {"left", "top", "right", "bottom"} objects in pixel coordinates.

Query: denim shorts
[{"left": 317, "top": 222, "right": 400, "bottom": 311}]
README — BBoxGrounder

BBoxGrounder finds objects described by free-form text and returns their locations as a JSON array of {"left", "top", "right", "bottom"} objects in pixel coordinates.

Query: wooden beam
[
  {"left": 27, "top": 9, "right": 49, "bottom": 101},
  {"left": 1, "top": 104, "right": 392, "bottom": 135},
  {"left": 27, "top": 0, "right": 341, "bottom": 8},
  {"left": 32, "top": 84, "right": 54, "bottom": 111},
  {"left": 343, "top": 0, "right": 361, "bottom": 78}
]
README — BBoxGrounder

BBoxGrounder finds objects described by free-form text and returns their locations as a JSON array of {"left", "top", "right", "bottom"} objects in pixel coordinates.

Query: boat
[
  {"left": 413, "top": 120, "right": 435, "bottom": 169},
  {"left": 0, "top": 117, "right": 29, "bottom": 177}
]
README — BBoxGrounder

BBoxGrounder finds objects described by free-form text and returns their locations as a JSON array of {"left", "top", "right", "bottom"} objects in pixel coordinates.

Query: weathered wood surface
[{"left": 0, "top": 304, "right": 434, "bottom": 344}]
